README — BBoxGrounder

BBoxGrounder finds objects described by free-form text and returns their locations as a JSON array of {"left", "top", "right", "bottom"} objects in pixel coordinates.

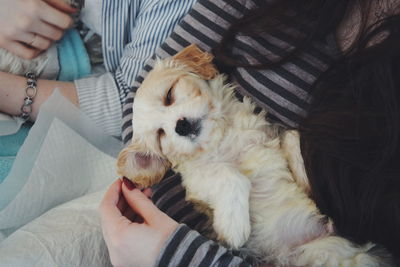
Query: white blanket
[{"left": 0, "top": 191, "right": 112, "bottom": 267}]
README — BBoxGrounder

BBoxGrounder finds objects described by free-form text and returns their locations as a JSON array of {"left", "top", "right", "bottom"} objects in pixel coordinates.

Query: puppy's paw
[
  {"left": 213, "top": 210, "right": 251, "bottom": 249},
  {"left": 117, "top": 145, "right": 170, "bottom": 188}
]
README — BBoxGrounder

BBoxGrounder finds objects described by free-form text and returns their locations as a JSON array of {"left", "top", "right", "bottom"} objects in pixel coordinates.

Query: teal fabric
[
  {"left": 57, "top": 29, "right": 92, "bottom": 81},
  {"left": 0, "top": 125, "right": 31, "bottom": 184},
  {"left": 0, "top": 158, "right": 14, "bottom": 184}
]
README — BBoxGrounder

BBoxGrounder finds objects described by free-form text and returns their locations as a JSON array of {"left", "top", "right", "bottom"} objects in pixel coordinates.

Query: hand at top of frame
[{"left": 0, "top": 0, "right": 76, "bottom": 59}]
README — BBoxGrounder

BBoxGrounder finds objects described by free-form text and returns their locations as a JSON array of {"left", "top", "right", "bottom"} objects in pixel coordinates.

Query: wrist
[
  {"left": 0, "top": 71, "right": 26, "bottom": 116},
  {"left": 153, "top": 224, "right": 186, "bottom": 266},
  {"left": 159, "top": 220, "right": 180, "bottom": 249},
  {"left": 0, "top": 71, "right": 77, "bottom": 120}
]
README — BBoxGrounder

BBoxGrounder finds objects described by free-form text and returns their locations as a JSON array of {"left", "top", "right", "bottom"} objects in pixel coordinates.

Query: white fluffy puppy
[{"left": 118, "top": 45, "right": 385, "bottom": 266}]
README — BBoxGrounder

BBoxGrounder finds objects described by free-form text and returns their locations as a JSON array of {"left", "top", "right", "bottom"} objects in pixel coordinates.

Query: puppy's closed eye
[
  {"left": 157, "top": 128, "right": 165, "bottom": 138},
  {"left": 164, "top": 87, "right": 174, "bottom": 106},
  {"left": 157, "top": 128, "right": 166, "bottom": 152}
]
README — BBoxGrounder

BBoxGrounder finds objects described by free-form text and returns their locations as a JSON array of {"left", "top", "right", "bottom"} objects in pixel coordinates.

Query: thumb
[{"left": 121, "top": 177, "right": 159, "bottom": 225}]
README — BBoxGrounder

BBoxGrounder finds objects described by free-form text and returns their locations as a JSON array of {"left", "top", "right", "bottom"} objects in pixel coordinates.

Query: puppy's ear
[
  {"left": 117, "top": 141, "right": 171, "bottom": 188},
  {"left": 173, "top": 44, "right": 218, "bottom": 80}
]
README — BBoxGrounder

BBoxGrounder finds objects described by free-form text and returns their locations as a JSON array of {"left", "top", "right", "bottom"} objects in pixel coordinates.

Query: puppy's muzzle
[{"left": 175, "top": 118, "right": 201, "bottom": 139}]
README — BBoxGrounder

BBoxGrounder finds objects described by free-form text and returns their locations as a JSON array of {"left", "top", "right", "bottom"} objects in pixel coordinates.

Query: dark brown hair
[{"left": 300, "top": 15, "right": 400, "bottom": 259}]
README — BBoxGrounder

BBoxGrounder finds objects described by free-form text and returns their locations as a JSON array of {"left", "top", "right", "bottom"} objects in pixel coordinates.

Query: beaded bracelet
[
  {"left": 70, "top": 0, "right": 85, "bottom": 10},
  {"left": 20, "top": 72, "right": 37, "bottom": 121}
]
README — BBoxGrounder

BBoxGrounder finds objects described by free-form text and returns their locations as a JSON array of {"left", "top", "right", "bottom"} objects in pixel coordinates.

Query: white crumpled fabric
[
  {"left": 0, "top": 90, "right": 122, "bottom": 266},
  {"left": 0, "top": 118, "right": 118, "bottom": 231},
  {"left": 0, "top": 191, "right": 112, "bottom": 267}
]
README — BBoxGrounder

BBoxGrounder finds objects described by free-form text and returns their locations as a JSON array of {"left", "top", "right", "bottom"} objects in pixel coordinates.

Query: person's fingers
[
  {"left": 100, "top": 179, "right": 126, "bottom": 226},
  {"left": 31, "top": 21, "right": 64, "bottom": 41},
  {"left": 3, "top": 41, "right": 40, "bottom": 59},
  {"left": 122, "top": 206, "right": 140, "bottom": 222},
  {"left": 28, "top": 34, "right": 51, "bottom": 50},
  {"left": 118, "top": 196, "right": 142, "bottom": 223},
  {"left": 116, "top": 192, "right": 127, "bottom": 213},
  {"left": 116, "top": 192, "right": 137, "bottom": 221},
  {"left": 116, "top": 181, "right": 144, "bottom": 222},
  {"left": 17, "top": 32, "right": 52, "bottom": 50},
  {"left": 143, "top": 188, "right": 153, "bottom": 199},
  {"left": 100, "top": 179, "right": 136, "bottom": 250},
  {"left": 44, "top": 0, "right": 78, "bottom": 14},
  {"left": 121, "top": 179, "right": 160, "bottom": 225},
  {"left": 100, "top": 179, "right": 134, "bottom": 244},
  {"left": 38, "top": 1, "right": 73, "bottom": 30}
]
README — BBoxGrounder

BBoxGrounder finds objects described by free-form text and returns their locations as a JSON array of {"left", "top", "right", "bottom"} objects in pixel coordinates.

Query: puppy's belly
[{"left": 246, "top": 170, "right": 327, "bottom": 263}]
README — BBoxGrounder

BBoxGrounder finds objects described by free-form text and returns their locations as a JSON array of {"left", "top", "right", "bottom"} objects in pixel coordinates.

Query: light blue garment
[
  {"left": 57, "top": 29, "right": 92, "bottom": 81},
  {"left": 0, "top": 158, "right": 13, "bottom": 184},
  {"left": 0, "top": 125, "right": 31, "bottom": 184}
]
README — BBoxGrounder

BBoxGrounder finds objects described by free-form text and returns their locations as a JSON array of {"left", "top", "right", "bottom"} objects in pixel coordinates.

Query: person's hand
[
  {"left": 100, "top": 178, "right": 179, "bottom": 267},
  {"left": 0, "top": 0, "right": 76, "bottom": 59}
]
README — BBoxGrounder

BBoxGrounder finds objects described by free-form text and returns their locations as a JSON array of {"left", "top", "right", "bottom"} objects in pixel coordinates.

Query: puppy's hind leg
[{"left": 292, "top": 236, "right": 385, "bottom": 267}]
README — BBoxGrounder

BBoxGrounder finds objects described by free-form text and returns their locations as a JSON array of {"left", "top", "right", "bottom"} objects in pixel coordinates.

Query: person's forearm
[{"left": 0, "top": 71, "right": 78, "bottom": 120}]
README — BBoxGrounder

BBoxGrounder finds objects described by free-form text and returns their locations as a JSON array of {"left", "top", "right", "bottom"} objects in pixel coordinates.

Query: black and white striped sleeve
[{"left": 155, "top": 225, "right": 254, "bottom": 267}]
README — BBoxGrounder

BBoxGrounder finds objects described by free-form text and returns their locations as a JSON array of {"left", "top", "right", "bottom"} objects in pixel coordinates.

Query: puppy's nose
[{"left": 175, "top": 118, "right": 201, "bottom": 138}]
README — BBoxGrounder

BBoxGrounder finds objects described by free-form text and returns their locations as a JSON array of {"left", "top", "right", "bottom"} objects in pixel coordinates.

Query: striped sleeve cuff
[
  {"left": 155, "top": 224, "right": 253, "bottom": 267},
  {"left": 74, "top": 73, "right": 123, "bottom": 137}
]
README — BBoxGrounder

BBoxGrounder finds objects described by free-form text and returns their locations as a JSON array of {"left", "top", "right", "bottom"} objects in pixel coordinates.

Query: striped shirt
[
  {"left": 120, "top": 0, "right": 340, "bottom": 266},
  {"left": 73, "top": 0, "right": 197, "bottom": 136}
]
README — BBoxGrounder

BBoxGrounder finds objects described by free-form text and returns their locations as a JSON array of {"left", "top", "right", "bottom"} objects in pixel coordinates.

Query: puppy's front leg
[
  {"left": 213, "top": 167, "right": 251, "bottom": 249},
  {"left": 190, "top": 166, "right": 252, "bottom": 249}
]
